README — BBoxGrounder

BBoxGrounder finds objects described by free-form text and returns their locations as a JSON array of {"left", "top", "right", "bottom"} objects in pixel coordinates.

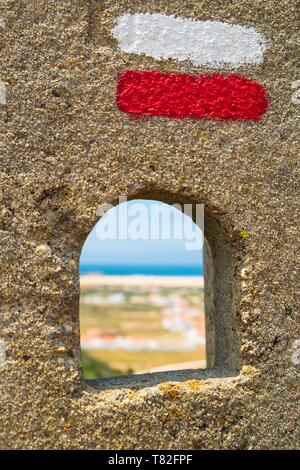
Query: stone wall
[{"left": 0, "top": 0, "right": 299, "bottom": 449}]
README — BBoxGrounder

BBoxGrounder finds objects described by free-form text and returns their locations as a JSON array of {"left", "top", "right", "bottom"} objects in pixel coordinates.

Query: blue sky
[{"left": 80, "top": 200, "right": 203, "bottom": 267}]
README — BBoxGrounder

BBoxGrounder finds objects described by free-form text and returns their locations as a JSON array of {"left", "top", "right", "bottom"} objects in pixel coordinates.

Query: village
[{"left": 80, "top": 274, "right": 206, "bottom": 376}]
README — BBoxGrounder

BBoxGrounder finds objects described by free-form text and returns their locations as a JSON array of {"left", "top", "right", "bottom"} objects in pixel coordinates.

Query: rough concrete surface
[{"left": 0, "top": 0, "right": 299, "bottom": 449}]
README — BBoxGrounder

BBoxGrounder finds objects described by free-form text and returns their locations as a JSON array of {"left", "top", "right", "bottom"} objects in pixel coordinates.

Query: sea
[{"left": 80, "top": 264, "right": 203, "bottom": 276}]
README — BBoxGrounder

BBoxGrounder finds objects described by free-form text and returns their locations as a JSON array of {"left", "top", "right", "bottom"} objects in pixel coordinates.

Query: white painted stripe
[
  {"left": 0, "top": 81, "right": 7, "bottom": 105},
  {"left": 0, "top": 340, "right": 6, "bottom": 364},
  {"left": 111, "top": 13, "right": 266, "bottom": 68}
]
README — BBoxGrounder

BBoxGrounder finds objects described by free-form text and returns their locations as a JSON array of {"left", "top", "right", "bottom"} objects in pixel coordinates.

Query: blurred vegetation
[
  {"left": 81, "top": 350, "right": 132, "bottom": 379},
  {"left": 86, "top": 348, "right": 205, "bottom": 375}
]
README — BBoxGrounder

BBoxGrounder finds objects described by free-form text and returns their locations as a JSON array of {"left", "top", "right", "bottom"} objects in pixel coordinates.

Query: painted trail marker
[
  {"left": 112, "top": 14, "right": 269, "bottom": 121},
  {"left": 111, "top": 13, "right": 267, "bottom": 68},
  {"left": 117, "top": 71, "right": 268, "bottom": 121},
  {"left": 0, "top": 18, "right": 6, "bottom": 105}
]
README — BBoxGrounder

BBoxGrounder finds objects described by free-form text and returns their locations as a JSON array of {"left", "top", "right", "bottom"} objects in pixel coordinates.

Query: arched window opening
[{"left": 80, "top": 199, "right": 207, "bottom": 379}]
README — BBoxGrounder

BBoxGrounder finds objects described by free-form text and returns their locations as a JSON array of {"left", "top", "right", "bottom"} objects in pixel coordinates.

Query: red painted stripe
[{"left": 117, "top": 70, "right": 268, "bottom": 121}]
